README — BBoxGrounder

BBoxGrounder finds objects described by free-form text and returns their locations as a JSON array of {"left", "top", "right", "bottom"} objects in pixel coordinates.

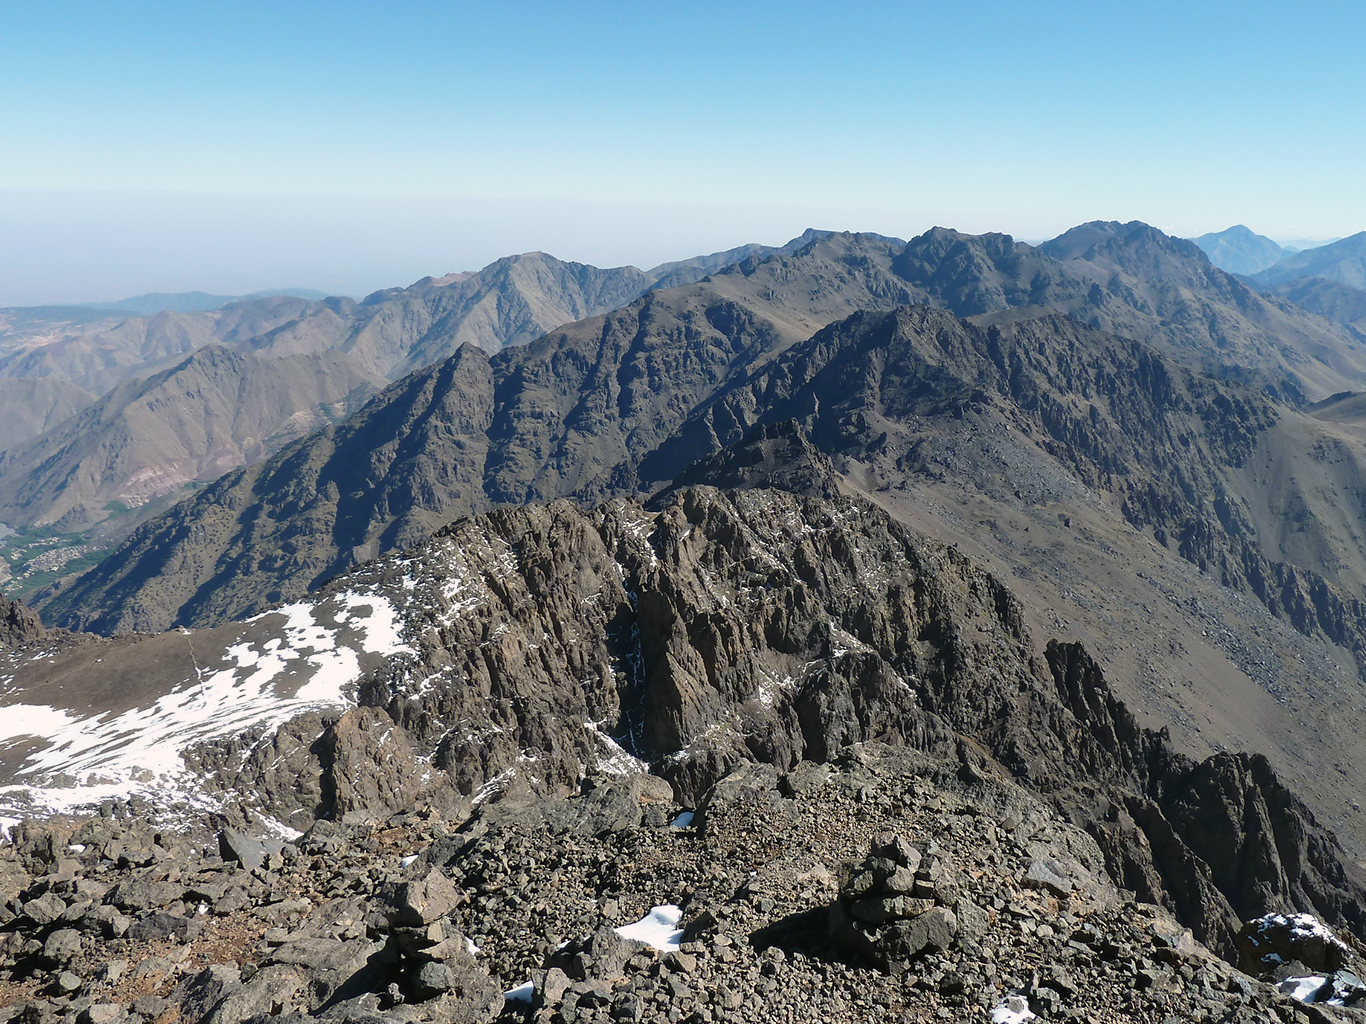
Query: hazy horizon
[
  {"left": 3, "top": 2, "right": 1363, "bottom": 306},
  {"left": 2, "top": 192, "right": 1356, "bottom": 309}
]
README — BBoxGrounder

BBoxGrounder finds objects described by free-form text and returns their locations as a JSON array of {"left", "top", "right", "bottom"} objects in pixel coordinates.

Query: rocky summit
[{"left": 4, "top": 486, "right": 1366, "bottom": 1022}]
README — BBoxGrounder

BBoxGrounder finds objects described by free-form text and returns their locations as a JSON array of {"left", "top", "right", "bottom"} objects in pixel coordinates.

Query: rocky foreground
[
  {"left": 3, "top": 744, "right": 1365, "bottom": 1024},
  {"left": 5, "top": 485, "right": 1366, "bottom": 1022}
]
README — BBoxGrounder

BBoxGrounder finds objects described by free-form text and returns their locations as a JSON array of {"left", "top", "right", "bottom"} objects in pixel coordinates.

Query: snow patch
[
  {"left": 1279, "top": 976, "right": 1328, "bottom": 1002},
  {"left": 504, "top": 981, "right": 534, "bottom": 1003},
  {"left": 0, "top": 590, "right": 411, "bottom": 823},
  {"left": 669, "top": 811, "right": 694, "bottom": 829},
  {"left": 585, "top": 721, "right": 647, "bottom": 776},
  {"left": 614, "top": 904, "right": 683, "bottom": 951},
  {"left": 991, "top": 995, "right": 1035, "bottom": 1023}
]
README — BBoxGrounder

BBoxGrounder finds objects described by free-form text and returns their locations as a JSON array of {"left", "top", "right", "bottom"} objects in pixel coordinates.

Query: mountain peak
[{"left": 1191, "top": 225, "right": 1286, "bottom": 275}]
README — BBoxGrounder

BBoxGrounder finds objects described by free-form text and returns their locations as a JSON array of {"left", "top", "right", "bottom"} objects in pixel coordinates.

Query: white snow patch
[
  {"left": 585, "top": 721, "right": 647, "bottom": 776},
  {"left": 472, "top": 767, "right": 517, "bottom": 807},
  {"left": 1279, "top": 976, "right": 1328, "bottom": 1002},
  {"left": 669, "top": 811, "right": 694, "bottom": 828},
  {"left": 504, "top": 981, "right": 534, "bottom": 1003},
  {"left": 991, "top": 995, "right": 1035, "bottom": 1023},
  {"left": 0, "top": 705, "right": 80, "bottom": 743},
  {"left": 614, "top": 904, "right": 683, "bottom": 951},
  {"left": 400, "top": 855, "right": 419, "bottom": 868},
  {"left": 0, "top": 590, "right": 411, "bottom": 822},
  {"left": 466, "top": 936, "right": 480, "bottom": 955}
]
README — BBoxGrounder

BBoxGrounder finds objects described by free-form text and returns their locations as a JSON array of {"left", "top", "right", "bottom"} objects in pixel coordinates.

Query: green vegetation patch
[{"left": 0, "top": 522, "right": 110, "bottom": 601}]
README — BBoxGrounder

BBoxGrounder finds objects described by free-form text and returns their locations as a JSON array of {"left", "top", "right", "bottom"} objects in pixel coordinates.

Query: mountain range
[
  {"left": 32, "top": 221, "right": 1366, "bottom": 629},
  {"left": 1250, "top": 232, "right": 1366, "bottom": 290},
  {"left": 83, "top": 288, "right": 335, "bottom": 315},
  {"left": 8, "top": 217, "right": 1366, "bottom": 1021}
]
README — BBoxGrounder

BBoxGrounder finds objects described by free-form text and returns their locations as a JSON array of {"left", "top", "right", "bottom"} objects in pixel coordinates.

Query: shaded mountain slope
[
  {"left": 1267, "top": 276, "right": 1366, "bottom": 341},
  {"left": 40, "top": 232, "right": 920, "bottom": 632},
  {"left": 1252, "top": 231, "right": 1366, "bottom": 290},
  {"left": 647, "top": 305, "right": 1366, "bottom": 651},
  {"left": 37, "top": 224, "right": 1366, "bottom": 632},
  {"left": 1190, "top": 225, "right": 1287, "bottom": 275},
  {"left": 0, "top": 344, "right": 382, "bottom": 530},
  {"left": 0, "top": 377, "right": 95, "bottom": 454}
]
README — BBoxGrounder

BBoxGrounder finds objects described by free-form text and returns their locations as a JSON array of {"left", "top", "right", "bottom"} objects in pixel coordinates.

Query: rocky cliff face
[
  {"left": 152, "top": 486, "right": 1363, "bottom": 959},
  {"left": 6, "top": 486, "right": 1366, "bottom": 1020},
  {"left": 0, "top": 596, "right": 47, "bottom": 650}
]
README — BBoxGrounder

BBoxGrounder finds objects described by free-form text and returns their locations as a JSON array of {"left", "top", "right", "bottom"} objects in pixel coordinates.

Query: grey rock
[
  {"left": 1022, "top": 859, "right": 1072, "bottom": 897},
  {"left": 411, "top": 961, "right": 453, "bottom": 1000},
  {"left": 107, "top": 877, "right": 184, "bottom": 914},
  {"left": 954, "top": 896, "right": 990, "bottom": 943},
  {"left": 268, "top": 937, "right": 372, "bottom": 974},
  {"left": 201, "top": 965, "right": 307, "bottom": 1024},
  {"left": 218, "top": 829, "right": 286, "bottom": 872},
  {"left": 537, "top": 967, "right": 571, "bottom": 1008},
  {"left": 885, "top": 906, "right": 958, "bottom": 962},
  {"left": 21, "top": 894, "right": 66, "bottom": 926},
  {"left": 129, "top": 912, "right": 204, "bottom": 943},
  {"left": 98, "top": 961, "right": 126, "bottom": 985},
  {"left": 56, "top": 972, "right": 82, "bottom": 995},
  {"left": 41, "top": 928, "right": 82, "bottom": 965},
  {"left": 168, "top": 964, "right": 243, "bottom": 1023},
  {"left": 383, "top": 869, "right": 463, "bottom": 927}
]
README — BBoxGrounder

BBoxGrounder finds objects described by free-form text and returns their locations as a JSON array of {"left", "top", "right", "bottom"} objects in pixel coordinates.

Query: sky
[{"left": 1, "top": 0, "right": 1362, "bottom": 304}]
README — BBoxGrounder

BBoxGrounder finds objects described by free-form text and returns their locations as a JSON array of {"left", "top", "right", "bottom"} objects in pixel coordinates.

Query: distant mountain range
[
  {"left": 84, "top": 288, "right": 336, "bottom": 315},
  {"left": 1249, "top": 231, "right": 1366, "bottom": 290},
  {"left": 7, "top": 219, "right": 1366, "bottom": 610},
  {"left": 0, "top": 344, "right": 381, "bottom": 532},
  {"left": 42, "top": 223, "right": 1366, "bottom": 637}
]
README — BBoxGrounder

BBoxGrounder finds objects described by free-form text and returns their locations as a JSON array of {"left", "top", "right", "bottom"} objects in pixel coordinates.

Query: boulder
[{"left": 218, "top": 829, "right": 286, "bottom": 871}]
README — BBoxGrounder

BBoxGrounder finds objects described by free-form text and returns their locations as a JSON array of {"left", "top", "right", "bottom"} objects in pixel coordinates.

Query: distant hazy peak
[
  {"left": 1190, "top": 225, "right": 1286, "bottom": 276},
  {"left": 84, "top": 288, "right": 335, "bottom": 316}
]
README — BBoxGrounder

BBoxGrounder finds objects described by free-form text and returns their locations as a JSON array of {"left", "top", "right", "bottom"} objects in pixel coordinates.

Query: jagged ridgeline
[
  {"left": 48, "top": 300, "right": 1366, "bottom": 704},
  {"left": 132, "top": 488, "right": 1361, "bottom": 953},
  {"left": 6, "top": 488, "right": 1366, "bottom": 1018}
]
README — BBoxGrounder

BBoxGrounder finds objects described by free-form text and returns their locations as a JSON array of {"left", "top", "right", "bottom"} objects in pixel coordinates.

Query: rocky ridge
[
  {"left": 5, "top": 488, "right": 1366, "bottom": 1021},
  {"left": 126, "top": 487, "right": 1366, "bottom": 958}
]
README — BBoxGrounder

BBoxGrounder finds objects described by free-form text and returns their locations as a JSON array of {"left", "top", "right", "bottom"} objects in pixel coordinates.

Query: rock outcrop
[
  {"left": 0, "top": 597, "right": 47, "bottom": 650},
  {"left": 162, "top": 485, "right": 1366, "bottom": 961}
]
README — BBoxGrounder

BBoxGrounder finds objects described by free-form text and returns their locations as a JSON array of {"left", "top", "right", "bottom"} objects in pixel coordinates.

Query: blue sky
[{"left": 1, "top": 1, "right": 1362, "bottom": 303}]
